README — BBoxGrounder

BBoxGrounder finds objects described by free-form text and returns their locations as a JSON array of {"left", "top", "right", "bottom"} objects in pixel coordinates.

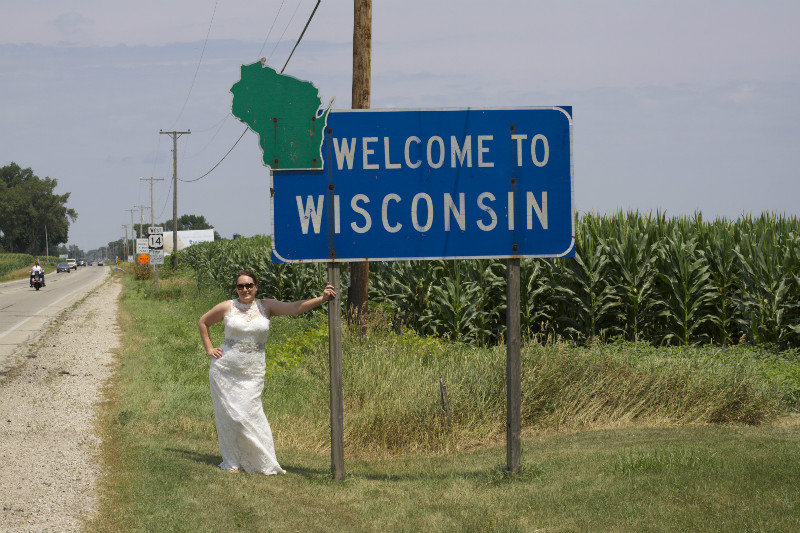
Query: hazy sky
[{"left": 2, "top": 1, "right": 799, "bottom": 251}]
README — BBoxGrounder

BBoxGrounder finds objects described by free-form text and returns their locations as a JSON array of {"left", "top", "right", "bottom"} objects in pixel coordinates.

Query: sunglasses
[{"left": 236, "top": 283, "right": 255, "bottom": 290}]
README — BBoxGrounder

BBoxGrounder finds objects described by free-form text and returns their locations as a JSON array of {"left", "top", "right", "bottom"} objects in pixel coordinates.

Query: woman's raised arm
[{"left": 262, "top": 284, "right": 336, "bottom": 317}]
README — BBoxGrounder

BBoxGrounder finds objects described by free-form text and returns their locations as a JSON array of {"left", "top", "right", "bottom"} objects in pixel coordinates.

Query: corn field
[
  {"left": 0, "top": 252, "right": 36, "bottom": 277},
  {"left": 178, "top": 212, "right": 800, "bottom": 349}
]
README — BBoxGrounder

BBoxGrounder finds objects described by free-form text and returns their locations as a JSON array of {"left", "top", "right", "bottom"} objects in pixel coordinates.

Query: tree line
[{"left": 0, "top": 163, "right": 77, "bottom": 255}]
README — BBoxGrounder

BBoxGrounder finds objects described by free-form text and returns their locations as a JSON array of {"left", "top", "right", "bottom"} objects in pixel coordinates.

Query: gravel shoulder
[{"left": 0, "top": 278, "right": 121, "bottom": 532}]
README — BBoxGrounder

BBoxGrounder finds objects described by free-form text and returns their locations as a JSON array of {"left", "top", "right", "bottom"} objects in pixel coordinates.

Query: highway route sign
[
  {"left": 147, "top": 226, "right": 164, "bottom": 265},
  {"left": 270, "top": 107, "right": 574, "bottom": 262}
]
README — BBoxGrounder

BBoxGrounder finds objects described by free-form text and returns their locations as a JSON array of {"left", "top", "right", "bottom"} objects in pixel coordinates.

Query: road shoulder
[{"left": 0, "top": 277, "right": 121, "bottom": 532}]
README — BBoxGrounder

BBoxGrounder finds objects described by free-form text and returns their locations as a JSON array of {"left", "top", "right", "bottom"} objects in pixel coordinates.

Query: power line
[
  {"left": 172, "top": 0, "right": 220, "bottom": 129},
  {"left": 150, "top": 135, "right": 163, "bottom": 177},
  {"left": 180, "top": 128, "right": 247, "bottom": 183},
  {"left": 258, "top": 0, "right": 288, "bottom": 58},
  {"left": 191, "top": 115, "right": 229, "bottom": 157},
  {"left": 181, "top": 0, "right": 322, "bottom": 184},
  {"left": 186, "top": 0, "right": 289, "bottom": 158},
  {"left": 157, "top": 174, "right": 173, "bottom": 221},
  {"left": 193, "top": 114, "right": 229, "bottom": 134},
  {"left": 266, "top": 0, "right": 304, "bottom": 66},
  {"left": 282, "top": 0, "right": 321, "bottom": 72}
]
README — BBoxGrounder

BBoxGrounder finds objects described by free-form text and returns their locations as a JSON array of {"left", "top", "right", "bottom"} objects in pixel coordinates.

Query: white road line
[{"left": 0, "top": 285, "right": 90, "bottom": 341}]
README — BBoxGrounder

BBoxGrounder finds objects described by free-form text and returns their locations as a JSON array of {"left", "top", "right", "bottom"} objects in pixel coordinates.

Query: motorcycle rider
[{"left": 30, "top": 259, "right": 45, "bottom": 287}]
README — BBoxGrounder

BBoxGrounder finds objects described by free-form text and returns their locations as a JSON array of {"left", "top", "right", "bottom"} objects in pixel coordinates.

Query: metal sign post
[
  {"left": 327, "top": 263, "right": 345, "bottom": 480},
  {"left": 506, "top": 258, "right": 522, "bottom": 472}
]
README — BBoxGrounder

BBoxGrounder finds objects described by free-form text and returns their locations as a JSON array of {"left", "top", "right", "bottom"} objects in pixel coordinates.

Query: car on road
[
  {"left": 56, "top": 262, "right": 71, "bottom": 273},
  {"left": 66, "top": 258, "right": 77, "bottom": 270},
  {"left": 77, "top": 259, "right": 86, "bottom": 267},
  {"left": 97, "top": 260, "right": 104, "bottom": 266}
]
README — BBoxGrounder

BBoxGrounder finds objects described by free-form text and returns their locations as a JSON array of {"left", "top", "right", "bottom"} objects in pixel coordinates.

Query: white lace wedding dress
[{"left": 208, "top": 298, "right": 285, "bottom": 474}]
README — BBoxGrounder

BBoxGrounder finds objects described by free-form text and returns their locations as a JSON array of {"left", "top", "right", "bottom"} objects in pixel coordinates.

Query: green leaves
[
  {"left": 177, "top": 211, "right": 800, "bottom": 349},
  {"left": 734, "top": 217, "right": 800, "bottom": 348},
  {"left": 655, "top": 227, "right": 719, "bottom": 345},
  {"left": 605, "top": 212, "right": 660, "bottom": 342},
  {"left": 0, "top": 163, "right": 77, "bottom": 254}
]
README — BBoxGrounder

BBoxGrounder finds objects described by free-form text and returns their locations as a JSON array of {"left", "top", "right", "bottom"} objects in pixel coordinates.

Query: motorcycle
[{"left": 32, "top": 272, "right": 43, "bottom": 291}]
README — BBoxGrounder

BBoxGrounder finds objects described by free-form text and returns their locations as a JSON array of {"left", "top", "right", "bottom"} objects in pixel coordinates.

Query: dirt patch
[{"left": 0, "top": 279, "right": 121, "bottom": 532}]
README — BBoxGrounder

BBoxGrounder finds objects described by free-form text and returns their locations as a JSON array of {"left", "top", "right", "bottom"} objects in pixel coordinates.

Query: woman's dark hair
[{"left": 236, "top": 270, "right": 259, "bottom": 287}]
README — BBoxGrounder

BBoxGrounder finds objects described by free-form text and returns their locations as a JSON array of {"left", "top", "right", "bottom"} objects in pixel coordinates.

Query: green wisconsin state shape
[{"left": 231, "top": 61, "right": 329, "bottom": 170}]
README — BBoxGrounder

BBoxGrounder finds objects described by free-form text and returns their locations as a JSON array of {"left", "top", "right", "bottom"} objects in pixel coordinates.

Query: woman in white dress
[{"left": 198, "top": 270, "right": 335, "bottom": 474}]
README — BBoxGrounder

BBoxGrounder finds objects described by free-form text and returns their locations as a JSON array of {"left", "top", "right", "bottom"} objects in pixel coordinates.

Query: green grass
[
  {"left": 92, "top": 271, "right": 800, "bottom": 532},
  {"left": 95, "top": 423, "right": 800, "bottom": 532}
]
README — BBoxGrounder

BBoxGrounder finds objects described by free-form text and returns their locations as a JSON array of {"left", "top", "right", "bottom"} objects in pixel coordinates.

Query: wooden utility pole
[
  {"left": 160, "top": 129, "right": 190, "bottom": 268},
  {"left": 126, "top": 208, "right": 137, "bottom": 240},
  {"left": 122, "top": 225, "right": 129, "bottom": 260},
  {"left": 134, "top": 205, "right": 146, "bottom": 239},
  {"left": 140, "top": 177, "right": 164, "bottom": 229},
  {"left": 347, "top": 0, "right": 372, "bottom": 322}
]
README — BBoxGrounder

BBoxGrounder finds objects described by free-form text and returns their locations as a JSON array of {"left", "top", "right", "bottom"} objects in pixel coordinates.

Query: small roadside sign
[
  {"left": 137, "top": 253, "right": 150, "bottom": 265},
  {"left": 136, "top": 239, "right": 149, "bottom": 254},
  {"left": 148, "top": 226, "right": 164, "bottom": 235},
  {"left": 149, "top": 249, "right": 165, "bottom": 265}
]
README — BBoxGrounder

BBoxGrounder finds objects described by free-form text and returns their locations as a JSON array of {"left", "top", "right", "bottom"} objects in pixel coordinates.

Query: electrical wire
[
  {"left": 258, "top": 0, "right": 287, "bottom": 58},
  {"left": 157, "top": 175, "right": 174, "bottom": 221},
  {"left": 185, "top": 0, "right": 289, "bottom": 159},
  {"left": 189, "top": 115, "right": 230, "bottom": 158},
  {"left": 266, "top": 0, "right": 304, "bottom": 66},
  {"left": 281, "top": 0, "right": 321, "bottom": 72},
  {"left": 180, "top": 128, "right": 247, "bottom": 183},
  {"left": 150, "top": 135, "right": 163, "bottom": 177},
  {"left": 193, "top": 114, "right": 229, "bottom": 134},
  {"left": 181, "top": 0, "right": 322, "bottom": 184},
  {"left": 172, "top": 0, "right": 220, "bottom": 129}
]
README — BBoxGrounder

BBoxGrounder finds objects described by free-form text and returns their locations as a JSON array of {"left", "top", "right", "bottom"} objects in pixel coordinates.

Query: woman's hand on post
[
  {"left": 207, "top": 347, "right": 224, "bottom": 359},
  {"left": 321, "top": 284, "right": 336, "bottom": 303}
]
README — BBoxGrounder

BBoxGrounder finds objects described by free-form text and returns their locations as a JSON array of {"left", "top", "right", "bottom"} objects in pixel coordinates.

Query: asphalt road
[{"left": 0, "top": 265, "right": 109, "bottom": 372}]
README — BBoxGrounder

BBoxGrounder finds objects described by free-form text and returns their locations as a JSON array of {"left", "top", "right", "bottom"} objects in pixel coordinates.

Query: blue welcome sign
[{"left": 270, "top": 107, "right": 574, "bottom": 262}]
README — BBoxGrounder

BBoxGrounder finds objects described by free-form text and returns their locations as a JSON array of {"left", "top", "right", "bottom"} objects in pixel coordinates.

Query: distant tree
[
  {"left": 106, "top": 238, "right": 124, "bottom": 260},
  {"left": 159, "top": 214, "right": 221, "bottom": 240},
  {"left": 0, "top": 163, "right": 77, "bottom": 254}
]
